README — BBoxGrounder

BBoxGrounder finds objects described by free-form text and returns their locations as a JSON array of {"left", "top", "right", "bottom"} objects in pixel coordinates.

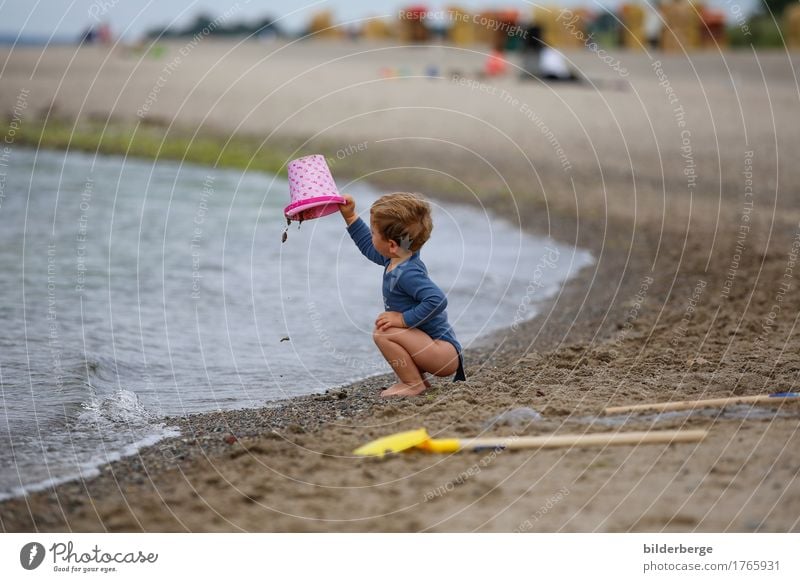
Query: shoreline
[
  {"left": 1, "top": 43, "right": 799, "bottom": 531},
  {"left": 0, "top": 137, "right": 600, "bottom": 502}
]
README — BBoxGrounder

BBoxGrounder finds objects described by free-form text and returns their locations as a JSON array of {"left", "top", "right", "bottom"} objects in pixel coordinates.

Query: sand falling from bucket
[{"left": 281, "top": 215, "right": 304, "bottom": 244}]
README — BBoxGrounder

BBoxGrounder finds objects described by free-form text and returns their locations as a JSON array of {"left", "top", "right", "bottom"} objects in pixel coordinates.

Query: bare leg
[
  {"left": 373, "top": 326, "right": 458, "bottom": 398},
  {"left": 373, "top": 327, "right": 425, "bottom": 396}
]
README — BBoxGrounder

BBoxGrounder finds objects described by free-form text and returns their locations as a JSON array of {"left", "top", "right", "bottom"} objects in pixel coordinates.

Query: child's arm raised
[{"left": 339, "top": 194, "right": 387, "bottom": 267}]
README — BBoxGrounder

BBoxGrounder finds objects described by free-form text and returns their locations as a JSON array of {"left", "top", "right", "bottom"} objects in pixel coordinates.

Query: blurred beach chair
[
  {"left": 362, "top": 17, "right": 394, "bottom": 40},
  {"left": 308, "top": 10, "right": 344, "bottom": 39},
  {"left": 786, "top": 5, "right": 800, "bottom": 50},
  {"left": 446, "top": 6, "right": 477, "bottom": 46},
  {"left": 660, "top": 0, "right": 702, "bottom": 53},
  {"left": 399, "top": 5, "right": 430, "bottom": 42},
  {"left": 699, "top": 7, "right": 727, "bottom": 49},
  {"left": 534, "top": 6, "right": 589, "bottom": 49},
  {"left": 620, "top": 3, "right": 646, "bottom": 50}
]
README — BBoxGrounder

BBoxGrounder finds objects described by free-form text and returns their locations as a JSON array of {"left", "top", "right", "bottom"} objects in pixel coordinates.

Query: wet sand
[{"left": 1, "top": 40, "right": 799, "bottom": 531}]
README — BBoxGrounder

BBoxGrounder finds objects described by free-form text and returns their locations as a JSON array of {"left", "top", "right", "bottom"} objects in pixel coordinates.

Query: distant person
[
  {"left": 483, "top": 49, "right": 508, "bottom": 77},
  {"left": 97, "top": 22, "right": 112, "bottom": 45},
  {"left": 519, "top": 24, "right": 544, "bottom": 79},
  {"left": 338, "top": 192, "right": 466, "bottom": 397},
  {"left": 539, "top": 47, "right": 580, "bottom": 82},
  {"left": 80, "top": 26, "right": 96, "bottom": 44},
  {"left": 645, "top": 3, "right": 663, "bottom": 50}
]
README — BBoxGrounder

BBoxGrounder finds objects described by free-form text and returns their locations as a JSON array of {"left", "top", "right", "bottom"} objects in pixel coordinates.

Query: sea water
[{"left": 0, "top": 147, "right": 593, "bottom": 500}]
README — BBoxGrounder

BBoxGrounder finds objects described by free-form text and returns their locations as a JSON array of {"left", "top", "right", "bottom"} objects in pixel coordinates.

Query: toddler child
[{"left": 339, "top": 192, "right": 465, "bottom": 397}]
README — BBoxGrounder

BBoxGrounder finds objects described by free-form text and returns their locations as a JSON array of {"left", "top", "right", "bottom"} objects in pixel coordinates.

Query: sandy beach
[{"left": 1, "top": 38, "right": 799, "bottom": 531}]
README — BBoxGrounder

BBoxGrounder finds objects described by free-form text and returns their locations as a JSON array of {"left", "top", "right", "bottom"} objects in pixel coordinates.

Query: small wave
[
  {"left": 77, "top": 389, "right": 159, "bottom": 427},
  {"left": 0, "top": 389, "right": 179, "bottom": 502},
  {"left": 0, "top": 425, "right": 179, "bottom": 502}
]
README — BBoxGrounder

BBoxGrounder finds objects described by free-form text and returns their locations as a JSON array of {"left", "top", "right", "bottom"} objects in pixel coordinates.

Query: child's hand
[
  {"left": 375, "top": 311, "right": 406, "bottom": 331},
  {"left": 339, "top": 194, "right": 357, "bottom": 224}
]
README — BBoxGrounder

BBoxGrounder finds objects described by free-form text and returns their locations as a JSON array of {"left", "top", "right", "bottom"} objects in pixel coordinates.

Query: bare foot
[
  {"left": 381, "top": 377, "right": 429, "bottom": 395},
  {"left": 392, "top": 382, "right": 429, "bottom": 398},
  {"left": 380, "top": 382, "right": 410, "bottom": 397},
  {"left": 381, "top": 381, "right": 427, "bottom": 398}
]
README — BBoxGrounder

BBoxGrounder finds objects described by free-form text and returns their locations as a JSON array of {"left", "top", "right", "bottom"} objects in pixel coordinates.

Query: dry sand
[{"left": 1, "top": 39, "right": 799, "bottom": 531}]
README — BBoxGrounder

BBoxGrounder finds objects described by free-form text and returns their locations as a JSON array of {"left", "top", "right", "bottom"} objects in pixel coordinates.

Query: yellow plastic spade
[
  {"left": 352, "top": 428, "right": 431, "bottom": 457},
  {"left": 352, "top": 428, "right": 707, "bottom": 457}
]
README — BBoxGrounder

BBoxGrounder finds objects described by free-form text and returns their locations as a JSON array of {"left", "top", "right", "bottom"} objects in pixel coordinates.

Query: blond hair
[{"left": 370, "top": 192, "right": 433, "bottom": 252}]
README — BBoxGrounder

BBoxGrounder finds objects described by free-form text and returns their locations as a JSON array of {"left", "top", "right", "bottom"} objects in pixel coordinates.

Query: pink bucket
[{"left": 284, "top": 154, "right": 345, "bottom": 221}]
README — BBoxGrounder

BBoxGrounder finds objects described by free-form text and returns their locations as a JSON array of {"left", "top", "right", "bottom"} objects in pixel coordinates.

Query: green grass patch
[{"left": 11, "top": 118, "right": 301, "bottom": 176}]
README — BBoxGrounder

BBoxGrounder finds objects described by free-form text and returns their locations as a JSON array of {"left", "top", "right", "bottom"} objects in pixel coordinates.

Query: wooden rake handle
[
  {"left": 453, "top": 429, "right": 707, "bottom": 452},
  {"left": 605, "top": 394, "right": 799, "bottom": 415}
]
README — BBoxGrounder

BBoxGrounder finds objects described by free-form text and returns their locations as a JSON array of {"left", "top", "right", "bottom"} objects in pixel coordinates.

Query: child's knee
[
  {"left": 372, "top": 327, "right": 390, "bottom": 344},
  {"left": 373, "top": 326, "right": 404, "bottom": 343}
]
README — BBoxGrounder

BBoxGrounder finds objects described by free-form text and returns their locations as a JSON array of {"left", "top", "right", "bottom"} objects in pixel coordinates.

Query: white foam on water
[{"left": 0, "top": 390, "right": 180, "bottom": 502}]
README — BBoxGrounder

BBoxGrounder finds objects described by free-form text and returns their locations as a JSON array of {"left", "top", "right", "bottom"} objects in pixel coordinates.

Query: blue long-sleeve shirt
[{"left": 346, "top": 217, "right": 462, "bottom": 356}]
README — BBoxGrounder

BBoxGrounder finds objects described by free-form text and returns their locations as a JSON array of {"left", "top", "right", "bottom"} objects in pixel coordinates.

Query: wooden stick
[
  {"left": 458, "top": 429, "right": 707, "bottom": 451},
  {"left": 605, "top": 394, "right": 799, "bottom": 415}
]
